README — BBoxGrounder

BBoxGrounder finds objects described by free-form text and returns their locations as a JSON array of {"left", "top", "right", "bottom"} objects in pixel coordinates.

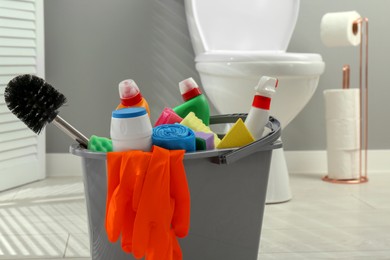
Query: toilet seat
[
  {"left": 196, "top": 52, "right": 325, "bottom": 77},
  {"left": 195, "top": 51, "right": 323, "bottom": 63}
]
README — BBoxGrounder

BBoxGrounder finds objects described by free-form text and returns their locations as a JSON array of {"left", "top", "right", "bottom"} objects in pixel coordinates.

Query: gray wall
[
  {"left": 286, "top": 0, "right": 390, "bottom": 151},
  {"left": 44, "top": 0, "right": 390, "bottom": 153}
]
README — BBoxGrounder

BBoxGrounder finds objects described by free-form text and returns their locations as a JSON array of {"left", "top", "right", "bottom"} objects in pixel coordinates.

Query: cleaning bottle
[
  {"left": 245, "top": 76, "right": 278, "bottom": 140},
  {"left": 110, "top": 107, "right": 152, "bottom": 152},
  {"left": 173, "top": 77, "right": 210, "bottom": 125},
  {"left": 116, "top": 79, "right": 150, "bottom": 116}
]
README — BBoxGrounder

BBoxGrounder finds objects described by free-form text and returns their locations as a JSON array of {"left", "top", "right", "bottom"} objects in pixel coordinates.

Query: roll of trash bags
[{"left": 152, "top": 124, "right": 196, "bottom": 152}]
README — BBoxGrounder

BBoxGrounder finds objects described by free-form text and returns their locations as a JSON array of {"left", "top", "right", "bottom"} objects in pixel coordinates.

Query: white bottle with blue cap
[{"left": 110, "top": 107, "right": 152, "bottom": 152}]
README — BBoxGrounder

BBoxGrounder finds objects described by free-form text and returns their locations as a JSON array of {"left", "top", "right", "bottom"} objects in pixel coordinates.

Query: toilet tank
[{"left": 184, "top": 0, "right": 300, "bottom": 56}]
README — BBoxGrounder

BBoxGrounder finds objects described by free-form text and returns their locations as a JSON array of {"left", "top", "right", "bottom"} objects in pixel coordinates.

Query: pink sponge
[
  {"left": 195, "top": 131, "right": 214, "bottom": 150},
  {"left": 154, "top": 107, "right": 183, "bottom": 126}
]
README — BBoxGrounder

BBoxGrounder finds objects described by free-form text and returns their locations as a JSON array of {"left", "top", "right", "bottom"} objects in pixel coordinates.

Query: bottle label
[{"left": 252, "top": 95, "right": 271, "bottom": 110}]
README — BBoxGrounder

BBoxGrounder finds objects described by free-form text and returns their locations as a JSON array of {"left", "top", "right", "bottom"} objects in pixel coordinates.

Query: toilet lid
[
  {"left": 195, "top": 51, "right": 323, "bottom": 63},
  {"left": 190, "top": 0, "right": 300, "bottom": 54}
]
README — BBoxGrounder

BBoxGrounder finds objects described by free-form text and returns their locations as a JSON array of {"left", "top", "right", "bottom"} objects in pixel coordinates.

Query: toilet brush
[{"left": 4, "top": 74, "right": 89, "bottom": 148}]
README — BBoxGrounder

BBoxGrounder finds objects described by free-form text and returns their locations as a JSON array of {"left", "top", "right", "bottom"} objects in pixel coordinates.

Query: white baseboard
[
  {"left": 285, "top": 150, "right": 390, "bottom": 174},
  {"left": 284, "top": 150, "right": 328, "bottom": 174},
  {"left": 46, "top": 150, "right": 390, "bottom": 177},
  {"left": 46, "top": 153, "right": 83, "bottom": 177}
]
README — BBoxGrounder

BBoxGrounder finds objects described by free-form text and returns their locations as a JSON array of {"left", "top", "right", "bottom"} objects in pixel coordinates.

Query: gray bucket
[{"left": 70, "top": 115, "right": 282, "bottom": 260}]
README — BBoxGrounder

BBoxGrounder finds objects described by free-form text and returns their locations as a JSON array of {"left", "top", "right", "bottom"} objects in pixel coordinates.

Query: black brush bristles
[{"left": 4, "top": 74, "right": 67, "bottom": 134}]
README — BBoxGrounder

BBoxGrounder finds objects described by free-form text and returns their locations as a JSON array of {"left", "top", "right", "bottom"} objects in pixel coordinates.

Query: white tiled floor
[
  {"left": 0, "top": 173, "right": 389, "bottom": 259},
  {"left": 260, "top": 172, "right": 390, "bottom": 259},
  {"left": 0, "top": 177, "right": 90, "bottom": 259}
]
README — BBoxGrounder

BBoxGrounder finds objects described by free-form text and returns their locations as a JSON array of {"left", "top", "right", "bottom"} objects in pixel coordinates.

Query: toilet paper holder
[{"left": 323, "top": 16, "right": 369, "bottom": 184}]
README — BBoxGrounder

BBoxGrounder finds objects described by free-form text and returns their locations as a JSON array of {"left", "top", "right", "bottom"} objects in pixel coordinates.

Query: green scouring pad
[{"left": 88, "top": 135, "right": 113, "bottom": 152}]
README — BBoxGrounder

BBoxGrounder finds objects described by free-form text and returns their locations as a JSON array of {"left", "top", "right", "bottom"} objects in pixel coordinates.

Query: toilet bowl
[{"left": 184, "top": 0, "right": 325, "bottom": 203}]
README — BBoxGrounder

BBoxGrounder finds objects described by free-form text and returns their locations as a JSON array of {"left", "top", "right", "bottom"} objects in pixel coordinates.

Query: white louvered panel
[
  {"left": 0, "top": 27, "right": 35, "bottom": 38},
  {"left": 0, "top": 0, "right": 34, "bottom": 11},
  {"left": 0, "top": 47, "right": 36, "bottom": 56},
  {"left": 0, "top": 17, "right": 35, "bottom": 29},
  {"left": 0, "top": 113, "right": 19, "bottom": 124},
  {"left": 0, "top": 0, "right": 45, "bottom": 190},
  {"left": 0, "top": 121, "right": 26, "bottom": 133},
  {"left": 1, "top": 128, "right": 35, "bottom": 140},
  {"left": 0, "top": 94, "right": 5, "bottom": 107},
  {"left": 0, "top": 133, "right": 36, "bottom": 150},
  {"left": 0, "top": 103, "right": 7, "bottom": 113},
  {"left": 0, "top": 8, "right": 34, "bottom": 20},
  {"left": 0, "top": 65, "right": 36, "bottom": 74},
  {"left": 0, "top": 145, "right": 37, "bottom": 162},
  {"left": 0, "top": 38, "right": 35, "bottom": 47},
  {"left": 0, "top": 153, "right": 36, "bottom": 170},
  {"left": 0, "top": 56, "right": 35, "bottom": 65},
  {"left": 0, "top": 75, "right": 13, "bottom": 84},
  {"left": 0, "top": 132, "right": 36, "bottom": 147}
]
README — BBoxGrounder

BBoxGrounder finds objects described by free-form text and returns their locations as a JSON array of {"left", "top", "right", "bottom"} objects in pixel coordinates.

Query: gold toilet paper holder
[{"left": 323, "top": 17, "right": 369, "bottom": 184}]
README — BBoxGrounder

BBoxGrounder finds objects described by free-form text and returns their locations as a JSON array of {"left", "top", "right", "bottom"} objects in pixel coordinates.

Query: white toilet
[{"left": 184, "top": 0, "right": 325, "bottom": 203}]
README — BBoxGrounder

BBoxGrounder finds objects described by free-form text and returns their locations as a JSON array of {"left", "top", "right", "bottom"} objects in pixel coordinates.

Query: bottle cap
[
  {"left": 112, "top": 107, "right": 147, "bottom": 118},
  {"left": 251, "top": 76, "right": 278, "bottom": 110},
  {"left": 119, "top": 79, "right": 143, "bottom": 106},
  {"left": 179, "top": 77, "right": 202, "bottom": 101},
  {"left": 254, "top": 76, "right": 278, "bottom": 98}
]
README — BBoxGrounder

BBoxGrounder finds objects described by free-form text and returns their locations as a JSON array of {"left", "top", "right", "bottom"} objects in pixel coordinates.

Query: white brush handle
[{"left": 52, "top": 115, "right": 89, "bottom": 148}]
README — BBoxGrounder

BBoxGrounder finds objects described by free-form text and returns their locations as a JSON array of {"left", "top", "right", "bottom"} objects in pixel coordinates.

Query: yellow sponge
[
  {"left": 216, "top": 118, "right": 255, "bottom": 149},
  {"left": 181, "top": 112, "right": 221, "bottom": 147}
]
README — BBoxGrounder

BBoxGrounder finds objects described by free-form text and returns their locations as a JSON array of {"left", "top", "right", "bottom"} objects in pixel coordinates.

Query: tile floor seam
[
  {"left": 262, "top": 224, "right": 390, "bottom": 231},
  {"left": 63, "top": 233, "right": 71, "bottom": 258},
  {"left": 259, "top": 248, "right": 390, "bottom": 255},
  {"left": 10, "top": 186, "right": 22, "bottom": 201},
  {"left": 352, "top": 194, "right": 382, "bottom": 209}
]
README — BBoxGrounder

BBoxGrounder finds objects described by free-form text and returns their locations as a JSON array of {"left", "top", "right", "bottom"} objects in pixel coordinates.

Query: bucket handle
[{"left": 69, "top": 114, "right": 282, "bottom": 165}]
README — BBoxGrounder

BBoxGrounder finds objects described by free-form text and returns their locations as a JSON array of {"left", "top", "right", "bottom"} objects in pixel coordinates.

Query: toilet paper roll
[
  {"left": 321, "top": 11, "right": 361, "bottom": 47},
  {"left": 327, "top": 149, "right": 360, "bottom": 180},
  {"left": 324, "top": 89, "right": 360, "bottom": 120},
  {"left": 326, "top": 118, "right": 360, "bottom": 150}
]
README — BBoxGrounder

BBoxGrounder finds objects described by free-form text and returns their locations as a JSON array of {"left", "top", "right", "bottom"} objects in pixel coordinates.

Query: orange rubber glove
[
  {"left": 169, "top": 150, "right": 190, "bottom": 238},
  {"left": 132, "top": 146, "right": 173, "bottom": 259},
  {"left": 106, "top": 147, "right": 190, "bottom": 260},
  {"left": 105, "top": 152, "right": 124, "bottom": 242},
  {"left": 105, "top": 151, "right": 149, "bottom": 246},
  {"left": 118, "top": 151, "right": 151, "bottom": 253}
]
